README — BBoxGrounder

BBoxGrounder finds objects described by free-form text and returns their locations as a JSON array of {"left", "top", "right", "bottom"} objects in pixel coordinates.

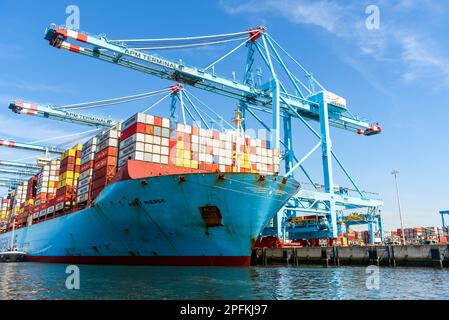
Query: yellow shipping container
[
  {"left": 183, "top": 150, "right": 191, "bottom": 160},
  {"left": 183, "top": 159, "right": 191, "bottom": 168},
  {"left": 176, "top": 149, "right": 184, "bottom": 159},
  {"left": 74, "top": 144, "right": 82, "bottom": 151},
  {"left": 75, "top": 158, "right": 81, "bottom": 166},
  {"left": 177, "top": 141, "right": 184, "bottom": 149},
  {"left": 190, "top": 160, "right": 198, "bottom": 169},
  {"left": 176, "top": 158, "right": 183, "bottom": 167}
]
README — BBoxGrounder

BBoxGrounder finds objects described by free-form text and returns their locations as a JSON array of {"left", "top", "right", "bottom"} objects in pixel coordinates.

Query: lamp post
[{"left": 391, "top": 170, "right": 406, "bottom": 245}]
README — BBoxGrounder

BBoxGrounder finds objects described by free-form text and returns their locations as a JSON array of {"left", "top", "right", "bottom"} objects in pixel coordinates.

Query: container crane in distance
[
  {"left": 43, "top": 24, "right": 383, "bottom": 243},
  {"left": 0, "top": 160, "right": 41, "bottom": 171}
]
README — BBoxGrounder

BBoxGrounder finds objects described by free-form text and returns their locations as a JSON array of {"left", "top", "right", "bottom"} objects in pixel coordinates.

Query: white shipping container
[
  {"left": 122, "top": 113, "right": 146, "bottom": 131},
  {"left": 144, "top": 153, "right": 152, "bottom": 162},
  {"left": 79, "top": 169, "right": 94, "bottom": 180},
  {"left": 77, "top": 193, "right": 90, "bottom": 204},
  {"left": 83, "top": 137, "right": 98, "bottom": 149},
  {"left": 145, "top": 114, "right": 154, "bottom": 125},
  {"left": 153, "top": 145, "right": 161, "bottom": 154},
  {"left": 78, "top": 177, "right": 91, "bottom": 188},
  {"left": 152, "top": 154, "right": 161, "bottom": 163},
  {"left": 81, "top": 153, "right": 95, "bottom": 165},
  {"left": 135, "top": 142, "right": 145, "bottom": 152},
  {"left": 160, "top": 155, "right": 168, "bottom": 164},
  {"left": 82, "top": 144, "right": 96, "bottom": 156},
  {"left": 119, "top": 144, "right": 137, "bottom": 158},
  {"left": 153, "top": 136, "right": 161, "bottom": 145},
  {"left": 161, "top": 146, "right": 169, "bottom": 156},
  {"left": 162, "top": 118, "right": 170, "bottom": 128},
  {"left": 161, "top": 127, "right": 170, "bottom": 138},
  {"left": 145, "top": 144, "right": 153, "bottom": 153},
  {"left": 96, "top": 138, "right": 118, "bottom": 152},
  {"left": 153, "top": 126, "right": 161, "bottom": 136},
  {"left": 76, "top": 184, "right": 90, "bottom": 196},
  {"left": 161, "top": 137, "right": 169, "bottom": 147}
]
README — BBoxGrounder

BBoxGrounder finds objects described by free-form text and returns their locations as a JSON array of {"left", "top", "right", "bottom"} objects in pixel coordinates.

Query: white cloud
[
  {"left": 399, "top": 34, "right": 449, "bottom": 85},
  {"left": 222, "top": 0, "right": 449, "bottom": 88}
]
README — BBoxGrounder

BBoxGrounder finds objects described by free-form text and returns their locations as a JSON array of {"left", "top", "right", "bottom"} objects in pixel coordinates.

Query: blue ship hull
[{"left": 0, "top": 173, "right": 299, "bottom": 266}]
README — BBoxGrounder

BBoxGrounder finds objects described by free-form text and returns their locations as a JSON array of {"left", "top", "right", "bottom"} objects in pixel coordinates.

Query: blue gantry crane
[
  {"left": 0, "top": 160, "right": 41, "bottom": 171},
  {"left": 0, "top": 139, "right": 65, "bottom": 155},
  {"left": 42, "top": 24, "right": 383, "bottom": 243},
  {"left": 440, "top": 210, "right": 449, "bottom": 230}
]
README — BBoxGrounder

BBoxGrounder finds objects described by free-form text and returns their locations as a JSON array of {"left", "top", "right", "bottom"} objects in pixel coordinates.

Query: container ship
[{"left": 0, "top": 111, "right": 300, "bottom": 266}]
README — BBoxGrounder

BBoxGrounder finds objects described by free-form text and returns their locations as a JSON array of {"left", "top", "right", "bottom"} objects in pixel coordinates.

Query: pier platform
[{"left": 252, "top": 244, "right": 449, "bottom": 268}]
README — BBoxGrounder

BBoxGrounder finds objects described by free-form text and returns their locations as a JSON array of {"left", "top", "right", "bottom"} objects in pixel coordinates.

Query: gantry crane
[
  {"left": 0, "top": 160, "right": 41, "bottom": 171},
  {"left": 0, "top": 168, "right": 38, "bottom": 177},
  {"left": 43, "top": 24, "right": 383, "bottom": 243},
  {"left": 440, "top": 210, "right": 449, "bottom": 231},
  {"left": 0, "top": 139, "right": 64, "bottom": 156},
  {"left": 9, "top": 101, "right": 117, "bottom": 128}
]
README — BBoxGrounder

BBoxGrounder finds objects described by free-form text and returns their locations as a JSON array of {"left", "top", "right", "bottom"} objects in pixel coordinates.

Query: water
[{"left": 0, "top": 263, "right": 448, "bottom": 300}]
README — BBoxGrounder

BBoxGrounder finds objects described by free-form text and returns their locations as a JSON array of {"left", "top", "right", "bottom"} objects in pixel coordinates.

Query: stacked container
[
  {"left": 0, "top": 197, "right": 9, "bottom": 231},
  {"left": 117, "top": 113, "right": 280, "bottom": 175},
  {"left": 54, "top": 145, "right": 82, "bottom": 213},
  {"left": 92, "top": 127, "right": 121, "bottom": 200},
  {"left": 24, "top": 175, "right": 38, "bottom": 214},
  {"left": 76, "top": 137, "right": 97, "bottom": 205},
  {"left": 118, "top": 113, "right": 170, "bottom": 167},
  {"left": 34, "top": 159, "right": 60, "bottom": 220},
  {"left": 12, "top": 181, "right": 28, "bottom": 210}
]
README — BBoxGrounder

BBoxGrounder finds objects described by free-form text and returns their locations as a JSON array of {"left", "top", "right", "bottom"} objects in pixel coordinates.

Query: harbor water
[{"left": 0, "top": 263, "right": 448, "bottom": 300}]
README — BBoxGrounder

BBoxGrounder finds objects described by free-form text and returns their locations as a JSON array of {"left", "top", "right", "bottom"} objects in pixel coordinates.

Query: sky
[{"left": 0, "top": 0, "right": 448, "bottom": 230}]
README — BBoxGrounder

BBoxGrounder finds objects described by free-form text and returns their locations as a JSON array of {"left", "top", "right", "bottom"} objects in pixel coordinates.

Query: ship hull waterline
[{"left": 0, "top": 172, "right": 300, "bottom": 266}]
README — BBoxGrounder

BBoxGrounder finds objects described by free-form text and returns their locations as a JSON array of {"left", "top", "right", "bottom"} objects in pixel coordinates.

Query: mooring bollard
[
  {"left": 321, "top": 248, "right": 329, "bottom": 268},
  {"left": 369, "top": 247, "right": 379, "bottom": 266},
  {"left": 430, "top": 248, "right": 443, "bottom": 269},
  {"left": 332, "top": 246, "right": 340, "bottom": 266},
  {"left": 387, "top": 245, "right": 396, "bottom": 267}
]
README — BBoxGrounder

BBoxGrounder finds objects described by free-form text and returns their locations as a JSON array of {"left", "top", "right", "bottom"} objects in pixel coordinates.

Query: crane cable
[
  {"left": 52, "top": 88, "right": 172, "bottom": 111},
  {"left": 110, "top": 30, "right": 249, "bottom": 43}
]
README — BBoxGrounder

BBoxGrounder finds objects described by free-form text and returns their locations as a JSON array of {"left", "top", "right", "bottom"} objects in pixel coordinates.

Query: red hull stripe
[{"left": 25, "top": 256, "right": 251, "bottom": 266}]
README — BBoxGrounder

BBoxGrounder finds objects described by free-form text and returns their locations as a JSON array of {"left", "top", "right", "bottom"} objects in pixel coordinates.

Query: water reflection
[{"left": 0, "top": 263, "right": 448, "bottom": 300}]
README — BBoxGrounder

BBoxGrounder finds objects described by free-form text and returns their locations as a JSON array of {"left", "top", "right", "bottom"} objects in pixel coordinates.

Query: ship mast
[{"left": 232, "top": 106, "right": 244, "bottom": 173}]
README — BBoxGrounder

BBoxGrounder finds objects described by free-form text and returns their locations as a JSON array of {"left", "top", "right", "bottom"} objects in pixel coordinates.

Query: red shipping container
[
  {"left": 120, "top": 122, "right": 146, "bottom": 141},
  {"left": 154, "top": 116, "right": 162, "bottom": 126},
  {"left": 61, "top": 156, "right": 75, "bottom": 166},
  {"left": 91, "top": 178, "right": 111, "bottom": 192},
  {"left": 76, "top": 150, "right": 82, "bottom": 158},
  {"left": 60, "top": 163, "right": 75, "bottom": 173},
  {"left": 93, "top": 165, "right": 116, "bottom": 180},
  {"left": 95, "top": 147, "right": 118, "bottom": 162},
  {"left": 80, "top": 161, "right": 94, "bottom": 172},
  {"left": 94, "top": 156, "right": 117, "bottom": 171}
]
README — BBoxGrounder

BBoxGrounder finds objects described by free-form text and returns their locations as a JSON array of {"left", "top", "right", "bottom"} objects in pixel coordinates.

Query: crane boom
[
  {"left": 0, "top": 160, "right": 41, "bottom": 170},
  {"left": 0, "top": 139, "right": 64, "bottom": 154},
  {"left": 44, "top": 24, "right": 380, "bottom": 134},
  {"left": 0, "top": 168, "right": 38, "bottom": 177},
  {"left": 9, "top": 101, "right": 117, "bottom": 128},
  {"left": 0, "top": 177, "right": 24, "bottom": 186}
]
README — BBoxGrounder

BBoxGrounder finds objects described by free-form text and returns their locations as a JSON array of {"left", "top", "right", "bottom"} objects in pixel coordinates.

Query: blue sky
[{"left": 0, "top": 0, "right": 448, "bottom": 230}]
